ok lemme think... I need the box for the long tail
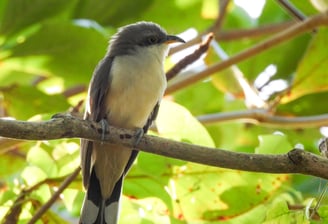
[80,168,123,224]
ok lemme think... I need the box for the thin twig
[27,167,81,224]
[63,85,86,98]
[3,170,80,224]
[168,0,229,56]
[169,21,298,55]
[197,109,328,128]
[166,33,213,81]
[212,0,230,31]
[165,11,328,94]
[214,21,297,41]
[276,0,307,21]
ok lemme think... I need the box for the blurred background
[1,0,328,223]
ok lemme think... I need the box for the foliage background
[1,0,328,223]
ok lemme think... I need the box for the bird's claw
[133,128,144,148]
[100,119,109,143]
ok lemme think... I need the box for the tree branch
[1,114,328,180]
[3,167,81,224]
[276,0,307,21]
[197,109,328,128]
[169,20,297,55]
[166,33,213,81]
[166,11,328,94]
[27,167,81,224]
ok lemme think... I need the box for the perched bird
[80,22,185,224]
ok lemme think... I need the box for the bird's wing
[81,56,114,188]
[143,102,160,134]
[123,102,160,174]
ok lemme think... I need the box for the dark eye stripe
[139,35,163,46]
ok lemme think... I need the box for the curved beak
[165,35,185,44]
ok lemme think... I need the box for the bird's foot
[99,119,109,143]
[133,128,144,148]
[51,112,72,119]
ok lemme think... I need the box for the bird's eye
[148,36,158,44]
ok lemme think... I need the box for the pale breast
[106,46,167,129]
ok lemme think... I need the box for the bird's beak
[165,35,185,44]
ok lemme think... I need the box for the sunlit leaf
[255,133,292,154]
[282,28,328,103]
[3,21,108,87]
[120,197,171,224]
[0,0,327,223]
[156,99,215,147]
[2,85,70,119]
[62,188,84,216]
[26,145,58,177]
[263,197,309,224]
[173,78,224,115]
[0,0,75,36]
[141,0,213,31]
[277,91,328,116]
[73,0,153,27]
[30,184,51,204]
[172,164,291,222]
[309,0,328,12]
[21,166,47,186]
[52,141,80,176]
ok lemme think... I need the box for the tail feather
[80,168,123,224]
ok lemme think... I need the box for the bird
[79,21,185,224]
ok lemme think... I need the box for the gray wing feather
[81,55,114,188]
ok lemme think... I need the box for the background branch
[1,115,328,180]
[27,167,81,224]
[197,109,328,128]
[276,0,307,21]
[166,11,328,94]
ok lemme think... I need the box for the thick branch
[0,115,328,179]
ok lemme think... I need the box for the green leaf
[263,198,309,224]
[255,133,293,154]
[141,0,213,31]
[173,80,224,115]
[258,0,290,24]
[239,34,310,82]
[277,91,328,116]
[3,21,108,86]
[156,100,215,147]
[291,0,328,15]
[2,85,70,119]
[30,184,52,204]
[172,164,291,222]
[73,0,153,27]
[124,170,171,203]
[0,152,26,178]
[282,28,328,103]
[137,153,185,177]
[223,2,255,29]
[120,197,171,224]
[0,0,76,36]
[52,141,80,176]
[318,204,328,221]
[26,145,58,177]
[62,188,84,216]
[21,166,47,186]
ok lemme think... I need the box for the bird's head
[108,22,185,57]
